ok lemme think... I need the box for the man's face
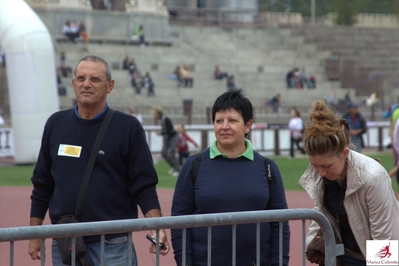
[72,60,114,108]
[348,107,358,116]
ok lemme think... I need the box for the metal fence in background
[0,208,341,266]
[0,121,391,159]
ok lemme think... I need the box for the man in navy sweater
[28,55,169,265]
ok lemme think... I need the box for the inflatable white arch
[0,0,59,164]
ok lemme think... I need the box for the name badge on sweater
[58,144,82,158]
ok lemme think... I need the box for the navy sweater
[171,149,290,266]
[30,108,160,241]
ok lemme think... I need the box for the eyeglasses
[74,76,111,83]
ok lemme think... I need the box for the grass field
[1,152,398,192]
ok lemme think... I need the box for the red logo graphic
[375,242,392,259]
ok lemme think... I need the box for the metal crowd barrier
[0,208,339,266]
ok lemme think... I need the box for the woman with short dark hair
[171,89,290,266]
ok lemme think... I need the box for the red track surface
[0,187,314,266]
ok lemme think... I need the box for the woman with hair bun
[299,100,399,265]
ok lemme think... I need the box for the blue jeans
[338,254,366,265]
[52,236,137,266]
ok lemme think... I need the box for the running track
[0,187,315,266]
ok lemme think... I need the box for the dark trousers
[290,137,306,158]
[162,135,180,172]
[184,78,193,87]
[178,150,190,165]
[139,35,145,45]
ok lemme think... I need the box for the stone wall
[31,6,170,41]
[323,12,399,28]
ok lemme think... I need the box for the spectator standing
[288,107,306,159]
[152,106,181,176]
[176,123,199,165]
[342,102,367,153]
[171,89,290,266]
[28,55,170,265]
[300,100,399,265]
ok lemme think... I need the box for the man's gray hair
[74,55,112,81]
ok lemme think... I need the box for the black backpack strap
[264,157,273,187]
[191,153,202,184]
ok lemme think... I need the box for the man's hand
[149,229,170,255]
[144,209,170,255]
[28,239,42,260]
[28,217,44,260]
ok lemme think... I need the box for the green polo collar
[210,139,254,161]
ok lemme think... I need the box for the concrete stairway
[54,24,372,124]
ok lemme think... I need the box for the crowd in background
[61,20,89,44]
[286,67,316,89]
[122,55,155,96]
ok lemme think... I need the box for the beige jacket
[299,150,399,258]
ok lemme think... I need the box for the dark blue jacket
[171,149,290,266]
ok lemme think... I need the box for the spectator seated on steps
[265,93,282,113]
[61,20,79,43]
[180,65,193,88]
[58,51,72,77]
[214,65,229,80]
[169,66,184,87]
[132,25,146,47]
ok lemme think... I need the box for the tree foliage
[334,0,359,25]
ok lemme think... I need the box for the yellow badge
[58,144,82,158]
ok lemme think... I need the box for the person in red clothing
[176,123,199,165]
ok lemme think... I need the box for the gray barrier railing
[0,122,390,159]
[0,208,340,266]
